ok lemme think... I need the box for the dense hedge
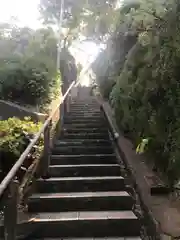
[0,62,60,107]
[94,0,180,185]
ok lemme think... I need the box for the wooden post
[4,180,19,240]
[41,120,51,178]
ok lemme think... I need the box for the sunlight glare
[0,0,41,29]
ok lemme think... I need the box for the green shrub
[0,117,43,177]
[99,77,116,100]
[0,63,59,107]
[96,0,180,185]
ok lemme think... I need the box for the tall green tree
[39,0,117,42]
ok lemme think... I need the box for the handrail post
[60,102,64,126]
[66,93,71,113]
[4,179,19,240]
[41,120,52,178]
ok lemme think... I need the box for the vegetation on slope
[0,25,60,109]
[93,0,180,186]
[0,117,42,179]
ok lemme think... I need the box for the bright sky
[0,0,41,28]
[0,0,103,73]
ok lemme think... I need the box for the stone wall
[0,100,47,122]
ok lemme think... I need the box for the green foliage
[0,24,60,108]
[0,117,43,176]
[0,63,58,106]
[94,0,180,185]
[0,117,42,156]
[39,0,117,42]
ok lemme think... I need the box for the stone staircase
[26,96,141,239]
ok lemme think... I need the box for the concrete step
[27,211,140,238]
[51,146,114,155]
[67,111,102,116]
[48,164,120,177]
[33,238,141,240]
[64,123,106,128]
[50,154,117,165]
[70,102,98,105]
[64,117,103,124]
[67,115,102,119]
[70,107,100,112]
[68,112,101,115]
[55,139,112,147]
[69,113,101,117]
[62,128,108,134]
[35,176,126,193]
[62,133,110,139]
[70,109,101,112]
[28,191,134,212]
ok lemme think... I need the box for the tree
[39,0,117,42]
[0,23,59,108]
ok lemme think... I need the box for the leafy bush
[99,77,116,99]
[95,0,180,186]
[0,117,42,177]
[0,63,60,107]
[0,25,60,108]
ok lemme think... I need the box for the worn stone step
[70,108,100,111]
[69,112,101,116]
[50,154,117,165]
[48,164,120,177]
[67,111,102,116]
[70,102,99,105]
[67,115,102,120]
[68,112,101,116]
[34,238,141,240]
[71,102,98,105]
[70,107,99,111]
[62,128,108,134]
[51,146,113,155]
[35,176,126,193]
[28,191,134,212]
[64,122,106,128]
[27,211,140,238]
[55,139,112,147]
[64,117,103,123]
[62,133,110,139]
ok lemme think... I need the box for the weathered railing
[0,80,77,240]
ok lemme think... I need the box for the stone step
[62,128,108,134]
[64,123,106,128]
[51,146,114,155]
[67,115,102,119]
[71,101,98,104]
[70,107,99,111]
[28,191,134,212]
[48,164,120,177]
[28,211,140,238]
[68,112,101,115]
[62,133,110,139]
[55,139,112,147]
[35,176,126,193]
[34,238,141,240]
[50,154,117,165]
[67,112,102,116]
[64,117,103,123]
[69,112,101,116]
[71,102,98,105]
[70,107,100,111]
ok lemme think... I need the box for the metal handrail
[0,80,76,199]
